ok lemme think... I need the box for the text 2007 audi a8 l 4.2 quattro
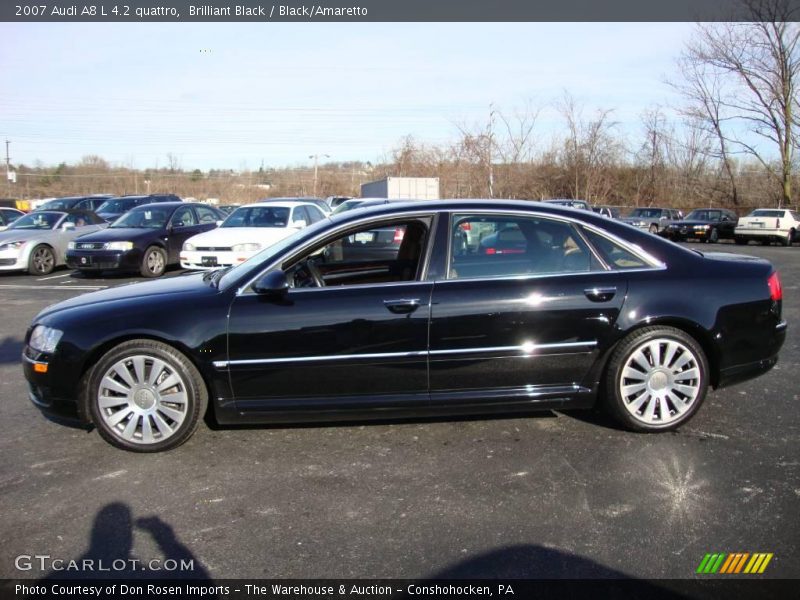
[22,200,786,452]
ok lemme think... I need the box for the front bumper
[22,352,83,422]
[65,248,142,271]
[0,248,26,271]
[180,249,255,270]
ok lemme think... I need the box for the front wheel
[709,228,719,243]
[648,224,658,235]
[140,246,167,278]
[604,327,709,432]
[28,245,55,275]
[85,340,208,452]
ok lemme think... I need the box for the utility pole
[5,140,11,195]
[308,153,330,197]
[487,104,496,199]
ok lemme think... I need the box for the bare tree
[680,0,800,206]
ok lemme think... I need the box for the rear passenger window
[448,214,600,280]
[582,228,649,270]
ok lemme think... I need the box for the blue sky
[0,23,696,170]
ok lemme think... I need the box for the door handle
[383,298,421,314]
[584,287,617,302]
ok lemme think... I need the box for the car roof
[239,201,318,209]
[129,201,186,210]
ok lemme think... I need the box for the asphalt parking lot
[0,244,798,581]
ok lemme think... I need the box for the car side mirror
[62,222,76,230]
[252,270,289,297]
[290,220,307,229]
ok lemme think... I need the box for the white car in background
[180,201,327,270]
[735,208,800,246]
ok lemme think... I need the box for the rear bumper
[717,320,786,388]
[65,249,142,271]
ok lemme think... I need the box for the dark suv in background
[35,195,114,213]
[95,194,181,222]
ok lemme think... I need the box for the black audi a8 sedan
[23,200,786,452]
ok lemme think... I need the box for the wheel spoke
[643,394,657,422]
[631,349,651,371]
[112,364,136,389]
[672,383,698,397]
[148,358,167,385]
[671,352,693,372]
[674,367,700,382]
[156,373,180,393]
[98,395,128,409]
[152,412,173,436]
[100,376,131,396]
[622,382,647,397]
[141,416,154,444]
[663,341,679,368]
[157,404,184,423]
[162,390,188,405]
[666,391,687,414]
[121,414,139,440]
[622,366,647,382]
[628,391,650,413]
[648,341,662,368]
[107,407,134,427]
[131,356,146,384]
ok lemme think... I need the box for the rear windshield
[749,209,785,218]
[222,206,290,228]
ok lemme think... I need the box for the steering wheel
[305,258,325,288]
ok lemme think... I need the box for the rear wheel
[28,245,55,275]
[85,340,207,452]
[140,246,167,278]
[785,229,796,246]
[604,326,709,432]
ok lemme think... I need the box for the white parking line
[36,273,71,281]
[0,284,107,290]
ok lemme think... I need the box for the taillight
[485,247,496,255]
[768,272,782,301]
[393,228,405,243]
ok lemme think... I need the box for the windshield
[218,217,332,290]
[97,198,137,213]
[110,206,171,229]
[332,200,366,215]
[221,206,290,228]
[38,199,76,211]
[685,210,721,221]
[628,208,663,219]
[9,212,62,230]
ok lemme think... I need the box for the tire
[85,340,208,452]
[28,244,55,275]
[604,326,709,432]
[735,237,747,245]
[648,224,658,235]
[709,228,719,243]
[785,229,796,247]
[140,246,167,278]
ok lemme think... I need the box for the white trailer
[360,177,440,200]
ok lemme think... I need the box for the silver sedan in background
[0,210,108,275]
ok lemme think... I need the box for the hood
[35,272,211,321]
[186,226,293,248]
[74,227,164,243]
[0,228,55,243]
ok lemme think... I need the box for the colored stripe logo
[696,553,773,574]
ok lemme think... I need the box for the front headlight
[231,243,262,252]
[29,325,63,353]
[183,242,195,251]
[67,241,76,250]
[0,240,26,251]
[104,241,134,251]
[694,225,710,230]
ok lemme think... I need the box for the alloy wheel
[96,355,189,445]
[618,338,702,426]
[31,246,54,274]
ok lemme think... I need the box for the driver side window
[284,218,430,289]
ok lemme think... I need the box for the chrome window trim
[236,210,437,296]
[443,209,665,283]
[213,340,597,368]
